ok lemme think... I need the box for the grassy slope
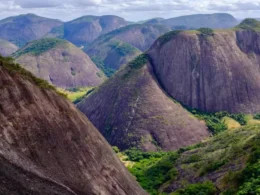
[57,87,94,103]
[121,124,260,195]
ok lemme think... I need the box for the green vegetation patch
[14,38,67,57]
[236,18,260,32]
[158,30,182,45]
[129,54,149,69]
[198,28,214,36]
[172,181,217,195]
[125,149,179,195]
[58,87,94,103]
[91,56,116,77]
[253,113,260,120]
[123,124,260,195]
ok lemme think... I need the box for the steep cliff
[77,55,209,151]
[0,56,147,195]
[14,38,105,88]
[147,19,260,114]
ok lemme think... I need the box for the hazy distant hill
[48,15,129,46]
[161,13,238,29]
[0,14,63,47]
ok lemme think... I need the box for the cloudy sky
[0,0,259,21]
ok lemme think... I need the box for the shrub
[158,30,182,45]
[124,148,168,162]
[112,146,120,153]
[198,28,214,36]
[253,113,260,120]
[128,54,149,69]
[173,181,217,195]
[229,114,247,125]
[200,160,228,175]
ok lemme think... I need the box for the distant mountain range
[47,15,129,46]
[0,12,244,77]
[0,14,62,47]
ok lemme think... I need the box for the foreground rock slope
[78,55,209,151]
[0,56,147,195]
[14,38,105,88]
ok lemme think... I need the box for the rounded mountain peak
[14,38,105,88]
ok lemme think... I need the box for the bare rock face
[77,55,209,151]
[0,140,76,195]
[0,39,18,56]
[0,14,63,47]
[14,38,105,88]
[0,59,147,195]
[147,28,260,114]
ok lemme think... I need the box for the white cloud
[0,0,259,21]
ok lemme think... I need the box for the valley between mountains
[0,12,260,195]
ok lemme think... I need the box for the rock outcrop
[14,38,105,88]
[78,55,209,151]
[0,56,147,195]
[0,39,18,56]
[0,14,63,47]
[147,19,260,113]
